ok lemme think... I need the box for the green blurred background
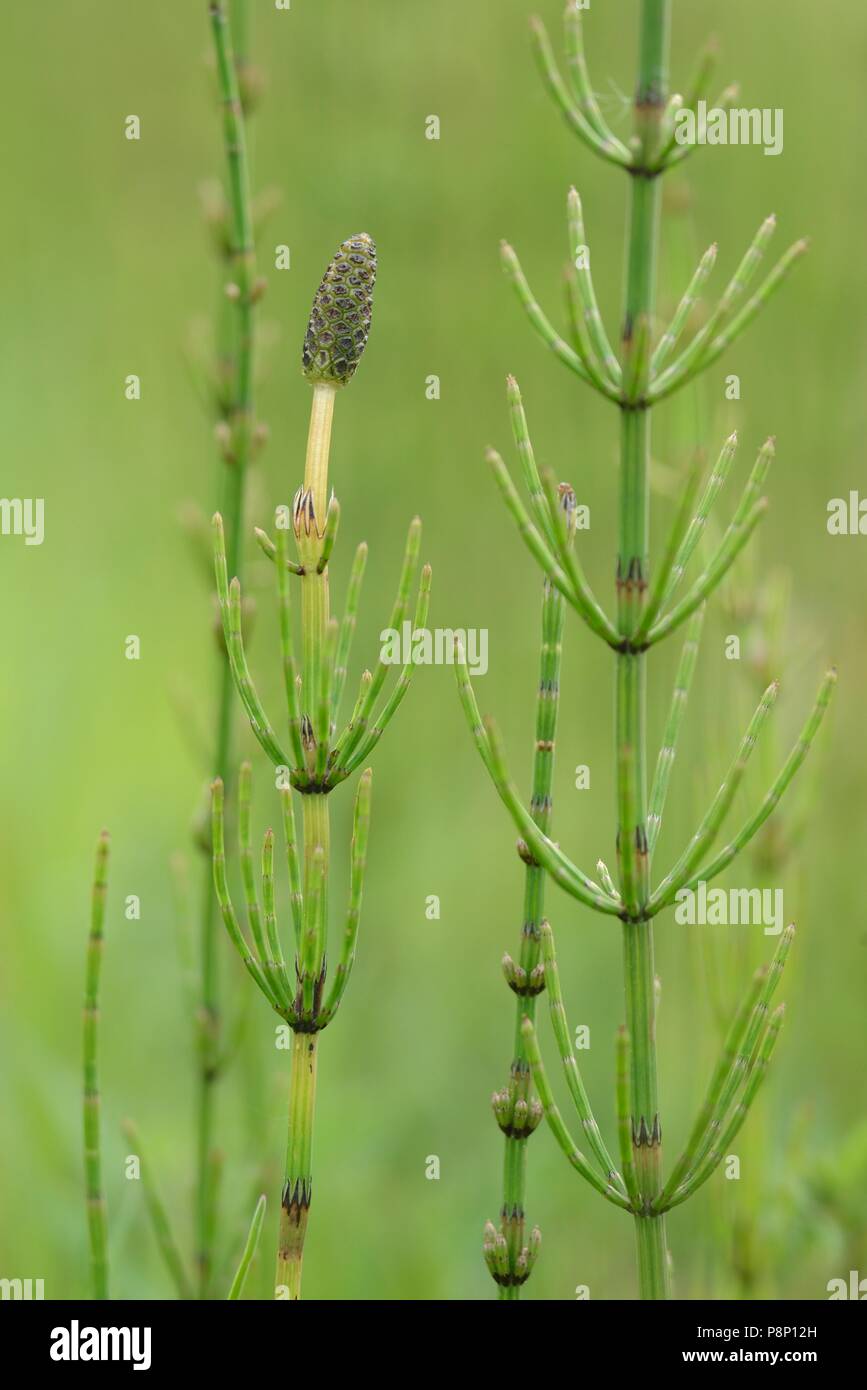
[1,0,865,1300]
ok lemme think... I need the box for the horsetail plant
[212,235,431,1299]
[83,831,110,1300]
[472,390,578,1298]
[116,0,268,1300]
[457,1,835,1299]
[195,0,265,1297]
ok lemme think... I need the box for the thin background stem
[83,831,110,1300]
[198,0,259,1298]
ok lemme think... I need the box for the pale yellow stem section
[304,382,338,528]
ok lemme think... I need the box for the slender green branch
[83,830,110,1301]
[331,517,422,769]
[523,1020,632,1210]
[318,769,372,1026]
[646,606,704,857]
[530,15,631,168]
[213,515,292,767]
[541,923,625,1191]
[332,542,368,721]
[563,1,630,158]
[262,827,293,1011]
[227,1194,266,1299]
[687,239,810,382]
[487,448,577,603]
[122,1120,195,1300]
[539,465,619,645]
[279,786,304,948]
[597,858,620,902]
[647,497,768,646]
[664,1005,785,1211]
[657,929,792,1212]
[211,778,286,1012]
[275,520,306,767]
[633,449,704,641]
[650,231,808,403]
[340,566,432,772]
[653,35,720,169]
[453,643,619,918]
[651,212,776,390]
[482,711,621,916]
[239,762,290,1008]
[254,526,304,574]
[566,188,623,388]
[680,669,837,895]
[651,242,716,377]
[661,431,738,605]
[492,390,619,643]
[501,240,601,389]
[507,375,557,546]
[317,495,340,574]
[649,680,779,913]
[661,81,739,174]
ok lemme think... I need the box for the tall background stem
[617,0,670,1300]
[197,0,258,1297]
[83,832,110,1300]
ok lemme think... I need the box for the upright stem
[274,384,337,1299]
[83,832,110,1300]
[499,862,542,1304]
[498,571,564,1299]
[276,1031,319,1298]
[197,0,258,1298]
[617,0,671,1300]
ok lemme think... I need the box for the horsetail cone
[302,234,377,387]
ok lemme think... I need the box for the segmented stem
[493,565,566,1298]
[200,0,260,1296]
[274,373,335,1299]
[276,1032,318,1299]
[616,0,671,1299]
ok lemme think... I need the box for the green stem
[84,831,110,1300]
[273,377,336,1298]
[500,1132,528,1301]
[197,0,259,1299]
[616,0,670,1301]
[493,512,571,1298]
[498,828,545,1302]
[276,1031,319,1299]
